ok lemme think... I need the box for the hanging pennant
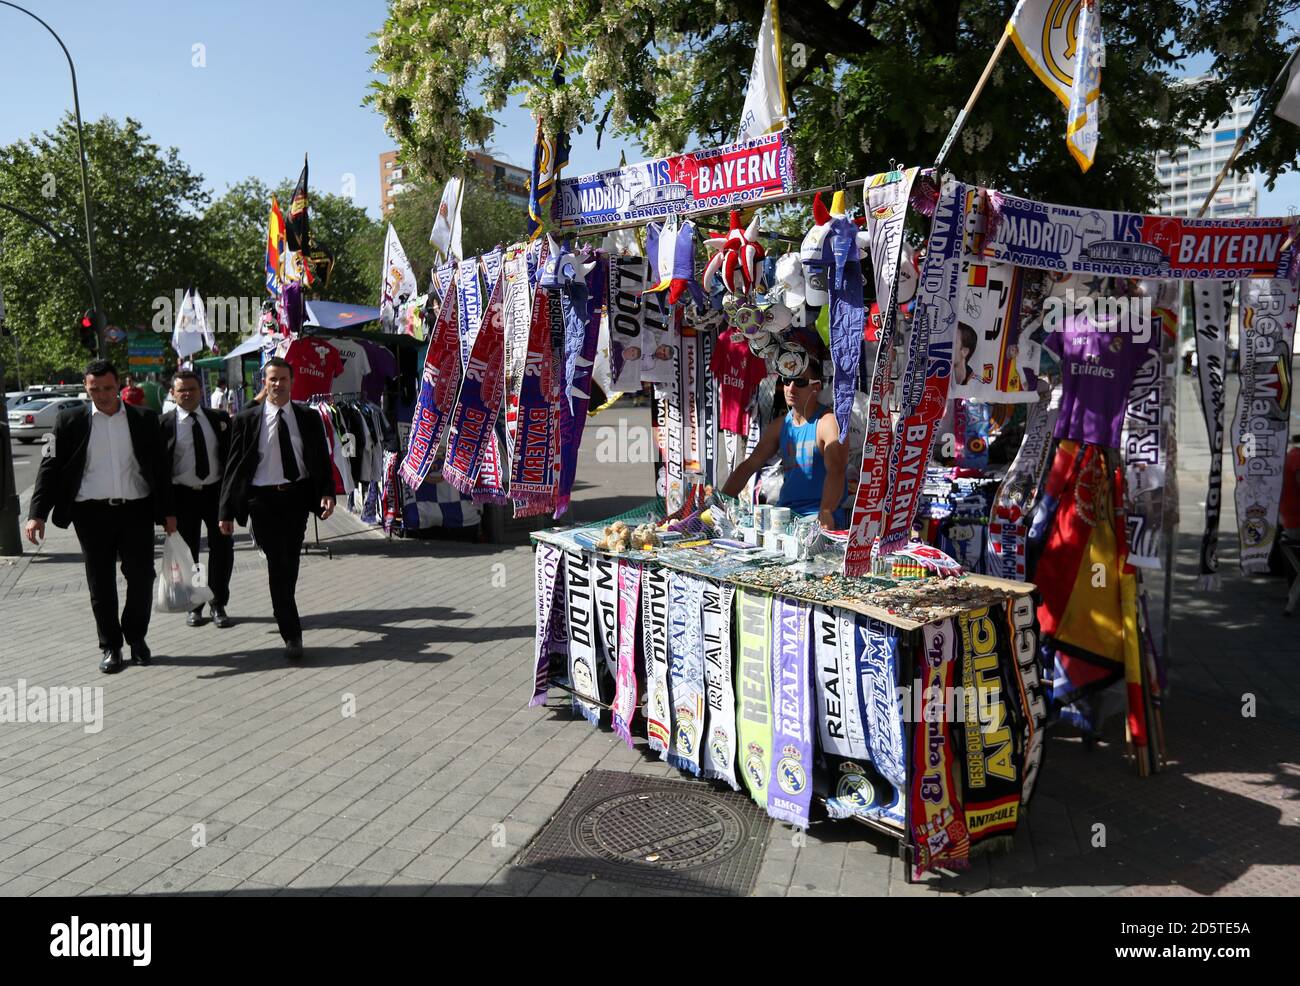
[1193,280,1233,589]
[399,270,461,488]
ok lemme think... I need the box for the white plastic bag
[155,533,214,613]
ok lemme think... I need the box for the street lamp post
[0,1,104,352]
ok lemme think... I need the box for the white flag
[172,287,212,359]
[429,176,464,265]
[1275,47,1300,126]
[1008,0,1104,172]
[379,224,419,334]
[737,0,787,143]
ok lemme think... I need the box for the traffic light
[78,311,97,352]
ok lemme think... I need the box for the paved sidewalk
[0,402,1295,896]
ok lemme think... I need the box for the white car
[8,396,90,443]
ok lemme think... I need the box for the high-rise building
[379,150,408,214]
[1154,86,1258,219]
[378,148,530,215]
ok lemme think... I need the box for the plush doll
[703,210,766,297]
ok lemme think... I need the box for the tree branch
[733,0,878,55]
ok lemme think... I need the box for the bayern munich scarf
[845,167,918,574]
[769,596,813,828]
[736,587,774,809]
[511,284,560,516]
[1233,277,1299,574]
[607,256,646,393]
[612,561,641,748]
[1193,280,1233,588]
[641,563,672,758]
[957,605,1023,846]
[668,573,707,777]
[456,257,483,366]
[986,382,1061,580]
[557,255,606,518]
[1007,594,1047,805]
[443,268,506,495]
[912,619,970,876]
[592,554,620,679]
[564,548,602,725]
[702,581,739,789]
[531,543,566,707]
[400,270,461,488]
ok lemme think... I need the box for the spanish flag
[265,196,286,296]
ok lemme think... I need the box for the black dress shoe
[129,641,152,666]
[99,649,124,674]
[284,638,304,660]
[212,606,232,629]
[186,608,204,627]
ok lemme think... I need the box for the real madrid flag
[737,0,788,143]
[429,175,464,265]
[172,286,213,359]
[1008,0,1104,171]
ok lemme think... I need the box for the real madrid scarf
[856,616,906,824]
[557,256,606,518]
[698,323,719,488]
[987,382,1061,581]
[456,257,483,367]
[641,287,674,384]
[813,605,868,759]
[845,167,918,574]
[641,563,673,757]
[564,548,602,725]
[1193,280,1233,588]
[400,269,462,489]
[769,596,813,829]
[682,320,701,478]
[828,210,867,443]
[667,573,707,777]
[592,554,620,679]
[511,284,560,516]
[736,587,774,809]
[502,250,532,459]
[957,606,1023,846]
[662,318,687,514]
[607,256,646,392]
[531,543,566,707]
[612,561,641,748]
[1007,594,1047,804]
[1233,278,1298,574]
[443,267,507,496]
[702,581,739,790]
[879,179,971,555]
[912,619,970,876]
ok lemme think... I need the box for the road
[7,433,41,496]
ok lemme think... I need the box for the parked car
[7,396,89,443]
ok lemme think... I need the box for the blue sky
[0,0,1296,218]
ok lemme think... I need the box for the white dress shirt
[172,407,221,488]
[253,399,307,486]
[210,387,227,411]
[76,403,150,502]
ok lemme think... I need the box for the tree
[368,1,1300,213]
[0,115,210,380]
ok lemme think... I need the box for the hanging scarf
[949,261,1040,403]
[957,605,1023,846]
[1193,280,1232,588]
[986,382,1061,580]
[879,180,972,555]
[954,400,992,471]
[912,619,970,876]
[667,573,707,776]
[612,561,641,748]
[640,289,674,384]
[768,596,813,828]
[380,450,400,534]
[1007,594,1047,805]
[400,270,461,488]
[698,323,718,488]
[563,548,602,725]
[860,616,906,817]
[556,254,607,518]
[1233,277,1299,574]
[682,321,701,477]
[812,605,867,759]
[829,211,867,443]
[592,555,620,679]
[607,256,646,392]
[502,250,532,459]
[845,167,918,574]
[433,261,456,304]
[531,543,566,707]
[443,268,507,495]
[736,586,774,809]
[641,563,673,758]
[663,318,686,514]
[510,285,560,516]
[456,257,483,366]
[481,246,503,300]
[702,581,739,789]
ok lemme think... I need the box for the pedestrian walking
[163,369,234,628]
[219,357,335,659]
[120,375,145,407]
[25,359,176,673]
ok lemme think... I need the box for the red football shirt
[284,338,344,400]
[1280,446,1300,532]
[709,334,769,435]
[120,385,145,406]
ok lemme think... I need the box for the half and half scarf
[641,563,673,757]
[443,268,507,496]
[1193,280,1233,589]
[736,587,774,809]
[556,254,606,518]
[911,618,970,876]
[702,581,739,789]
[612,561,641,748]
[592,554,620,679]
[531,543,566,707]
[640,288,674,384]
[502,249,532,459]
[854,616,906,824]
[563,548,602,725]
[986,382,1060,581]
[400,270,461,488]
[769,596,813,828]
[607,256,646,392]
[456,257,483,366]
[667,572,707,776]
[511,284,560,516]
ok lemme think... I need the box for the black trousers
[248,484,311,641]
[71,498,156,651]
[174,483,233,609]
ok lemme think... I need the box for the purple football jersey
[1046,313,1154,449]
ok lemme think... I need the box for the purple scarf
[769,596,813,828]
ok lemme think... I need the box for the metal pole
[0,1,104,353]
[0,348,20,554]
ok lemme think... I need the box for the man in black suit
[219,357,335,659]
[162,369,234,628]
[25,359,176,673]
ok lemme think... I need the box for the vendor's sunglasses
[781,376,811,387]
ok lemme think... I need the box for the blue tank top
[777,405,845,524]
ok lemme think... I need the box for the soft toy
[703,210,765,297]
[644,217,705,309]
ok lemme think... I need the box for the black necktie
[191,415,210,481]
[277,408,301,482]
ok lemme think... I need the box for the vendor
[720,355,848,529]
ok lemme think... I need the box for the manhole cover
[515,770,771,895]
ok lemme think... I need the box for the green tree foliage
[368,0,1300,210]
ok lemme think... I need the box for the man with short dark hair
[120,374,145,407]
[219,357,335,659]
[163,369,234,628]
[26,360,176,673]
